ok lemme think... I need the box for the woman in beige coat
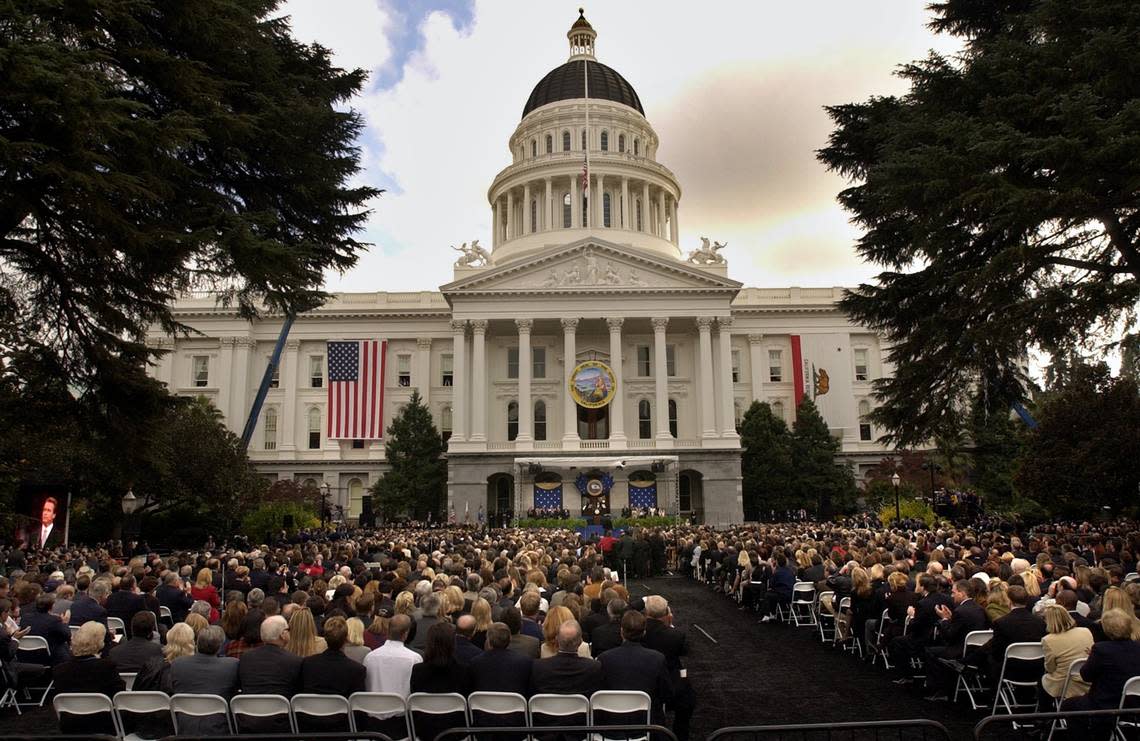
[1040,604,1093,707]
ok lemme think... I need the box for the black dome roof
[522,60,644,119]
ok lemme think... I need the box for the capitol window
[534,400,547,441]
[600,130,608,151]
[734,400,744,433]
[618,134,625,153]
[859,400,873,441]
[530,199,537,233]
[397,354,411,386]
[507,401,519,441]
[263,407,277,450]
[562,130,571,151]
[546,134,553,153]
[770,400,784,422]
[563,193,572,228]
[307,407,321,449]
[603,193,611,227]
[192,355,209,387]
[531,139,536,157]
[637,345,651,376]
[440,405,452,442]
[854,348,869,381]
[507,347,519,379]
[634,138,640,156]
[581,129,586,150]
[441,354,453,386]
[309,355,324,388]
[669,399,678,438]
[268,357,279,388]
[533,347,546,378]
[768,349,782,382]
[666,345,676,376]
[732,349,741,383]
[636,200,643,231]
[638,400,652,439]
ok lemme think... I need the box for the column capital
[220,336,237,347]
[416,337,433,349]
[606,317,625,332]
[285,339,301,351]
[560,317,579,332]
[717,316,734,331]
[450,319,467,334]
[515,318,533,334]
[470,319,488,334]
[651,317,669,332]
[748,333,764,345]
[696,316,715,330]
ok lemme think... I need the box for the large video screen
[15,484,69,549]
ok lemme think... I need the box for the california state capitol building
[147,12,894,527]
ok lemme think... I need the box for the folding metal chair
[53,692,120,737]
[835,597,862,656]
[16,636,54,706]
[106,617,126,639]
[872,609,893,669]
[170,693,233,735]
[158,606,173,626]
[791,582,817,627]
[113,690,173,741]
[1046,659,1086,741]
[407,692,469,741]
[816,591,835,642]
[291,693,352,733]
[1115,675,1140,739]
[992,642,1045,716]
[530,693,590,733]
[949,629,993,709]
[590,690,651,741]
[468,691,529,738]
[230,693,296,734]
[349,691,410,739]
[120,672,137,691]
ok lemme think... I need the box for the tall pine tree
[739,402,795,520]
[371,391,446,521]
[791,399,856,519]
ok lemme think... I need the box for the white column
[523,182,532,235]
[641,182,650,233]
[652,317,671,441]
[492,199,499,247]
[607,317,626,443]
[562,317,579,442]
[416,337,432,407]
[516,319,533,443]
[749,333,765,403]
[571,174,580,229]
[218,336,235,425]
[718,317,738,437]
[697,317,717,438]
[450,321,467,443]
[545,177,553,232]
[597,173,606,227]
[671,198,680,246]
[505,191,514,241]
[621,177,630,230]
[280,339,300,451]
[470,319,487,443]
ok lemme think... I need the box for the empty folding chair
[468,691,528,740]
[16,636,54,706]
[350,691,410,740]
[529,693,590,737]
[106,617,126,640]
[230,693,296,734]
[872,609,893,669]
[791,582,817,627]
[1116,676,1140,738]
[158,606,173,626]
[0,664,19,716]
[407,692,469,741]
[292,693,352,734]
[113,690,174,741]
[170,693,233,736]
[53,692,119,737]
[947,629,993,709]
[992,642,1046,716]
[590,690,651,741]
[836,597,862,656]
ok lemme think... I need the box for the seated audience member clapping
[20,592,72,664]
[300,615,366,696]
[51,621,124,697]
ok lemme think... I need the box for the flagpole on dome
[569,8,595,229]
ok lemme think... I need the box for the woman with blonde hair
[184,611,209,637]
[286,607,327,657]
[1093,587,1140,641]
[442,585,465,620]
[344,617,372,662]
[470,597,492,649]
[190,568,220,622]
[541,605,590,658]
[164,623,197,662]
[52,622,125,697]
[1040,604,1093,706]
[986,581,1012,623]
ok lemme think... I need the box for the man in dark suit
[69,579,110,629]
[529,620,604,696]
[300,616,366,697]
[19,592,71,664]
[983,585,1046,682]
[238,614,303,697]
[170,626,239,736]
[581,591,614,642]
[503,606,540,659]
[104,574,146,638]
[156,572,193,624]
[889,574,947,680]
[408,593,443,653]
[590,598,626,657]
[33,496,64,549]
[471,622,532,695]
[924,579,989,700]
[519,592,544,640]
[109,611,163,672]
[454,614,483,665]
[644,595,694,741]
[597,610,672,726]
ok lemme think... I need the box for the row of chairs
[51,689,653,741]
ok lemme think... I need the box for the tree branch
[1044,256,1132,274]
[1100,211,1140,277]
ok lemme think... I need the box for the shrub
[878,498,936,527]
[241,501,319,541]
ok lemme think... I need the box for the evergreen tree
[967,391,1022,510]
[739,402,795,520]
[791,399,857,519]
[371,391,446,520]
[1015,363,1140,517]
[817,0,1140,446]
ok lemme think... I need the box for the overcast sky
[277,1,962,293]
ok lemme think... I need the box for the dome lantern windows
[618,134,625,153]
[600,130,608,151]
[562,131,571,151]
[546,134,553,154]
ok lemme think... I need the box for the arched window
[534,400,547,441]
[530,199,537,233]
[636,200,643,231]
[562,130,571,151]
[603,192,611,227]
[440,404,453,443]
[638,400,652,439]
[618,134,625,153]
[348,478,364,518]
[600,130,608,151]
[530,139,536,158]
[546,134,553,153]
[634,138,640,156]
[668,399,678,438]
[563,193,572,228]
[771,401,784,422]
[307,407,321,449]
[507,401,519,441]
[858,400,872,441]
[264,407,278,450]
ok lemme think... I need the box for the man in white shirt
[35,497,62,549]
[361,614,421,735]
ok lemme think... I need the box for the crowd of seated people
[688,517,1140,717]
[0,524,696,740]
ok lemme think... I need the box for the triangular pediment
[440,238,742,298]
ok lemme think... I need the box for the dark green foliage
[818,0,1140,446]
[1015,363,1140,517]
[967,391,1023,508]
[739,401,795,519]
[371,391,446,520]
[790,400,858,519]
[1,0,379,399]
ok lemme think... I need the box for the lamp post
[891,473,901,525]
[121,488,142,539]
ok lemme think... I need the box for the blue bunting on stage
[534,485,563,510]
[628,484,657,509]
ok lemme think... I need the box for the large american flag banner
[628,483,658,509]
[534,484,563,510]
[327,340,386,439]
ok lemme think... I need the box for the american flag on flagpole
[327,339,386,439]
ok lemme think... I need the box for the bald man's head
[556,619,583,653]
[456,613,476,638]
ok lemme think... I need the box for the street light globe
[121,489,140,515]
[891,473,901,487]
